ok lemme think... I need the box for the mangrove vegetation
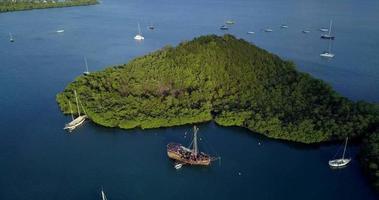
[56,34,379,144]
[0,0,98,13]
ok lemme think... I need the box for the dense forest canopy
[56,34,379,144]
[0,0,98,12]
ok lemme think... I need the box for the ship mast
[74,90,81,116]
[342,137,348,159]
[68,101,74,120]
[193,126,199,156]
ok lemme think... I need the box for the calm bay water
[0,0,378,199]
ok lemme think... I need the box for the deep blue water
[0,0,378,199]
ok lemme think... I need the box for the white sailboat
[64,90,87,132]
[329,137,351,168]
[134,23,144,40]
[321,20,335,40]
[9,32,14,42]
[83,57,90,75]
[320,38,334,58]
[101,188,108,200]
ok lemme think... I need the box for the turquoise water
[0,0,378,199]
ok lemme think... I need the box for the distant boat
[321,20,335,40]
[281,25,288,28]
[148,24,155,30]
[9,32,14,42]
[83,57,90,75]
[225,20,235,25]
[167,126,218,166]
[320,28,329,32]
[101,188,108,200]
[174,163,183,169]
[220,25,228,30]
[56,29,64,33]
[302,30,311,34]
[247,31,255,34]
[264,28,273,32]
[320,38,334,58]
[64,90,87,132]
[134,23,144,40]
[329,137,351,168]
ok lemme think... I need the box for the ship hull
[167,151,211,166]
[64,115,87,132]
[167,143,211,166]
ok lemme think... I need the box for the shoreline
[0,0,99,13]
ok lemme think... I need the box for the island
[56,34,379,189]
[0,0,98,13]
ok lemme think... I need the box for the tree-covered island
[57,34,379,189]
[0,0,98,13]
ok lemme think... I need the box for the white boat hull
[134,34,144,40]
[329,158,351,168]
[64,115,87,132]
[320,53,334,58]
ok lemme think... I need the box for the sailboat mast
[342,137,348,159]
[84,57,89,73]
[138,23,141,35]
[193,126,199,156]
[329,20,333,35]
[74,90,81,116]
[69,101,74,120]
[328,39,332,53]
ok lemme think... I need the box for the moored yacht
[167,126,219,166]
[9,32,14,42]
[329,137,351,168]
[83,57,90,75]
[64,90,87,132]
[220,25,228,30]
[320,38,335,58]
[134,23,144,40]
[321,20,335,40]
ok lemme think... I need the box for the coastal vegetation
[0,0,98,13]
[57,34,379,190]
[56,34,379,144]
[361,128,379,191]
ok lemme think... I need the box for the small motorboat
[220,25,229,30]
[281,25,288,28]
[148,25,155,30]
[174,163,183,169]
[264,28,273,32]
[320,52,335,58]
[247,31,255,34]
[225,20,235,25]
[302,30,311,34]
[320,28,329,32]
[56,29,65,33]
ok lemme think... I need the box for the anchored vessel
[320,37,334,58]
[64,90,87,132]
[329,137,351,168]
[134,23,144,40]
[220,25,229,30]
[167,126,217,166]
[83,57,90,75]
[9,32,14,42]
[225,20,235,25]
[321,20,335,40]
